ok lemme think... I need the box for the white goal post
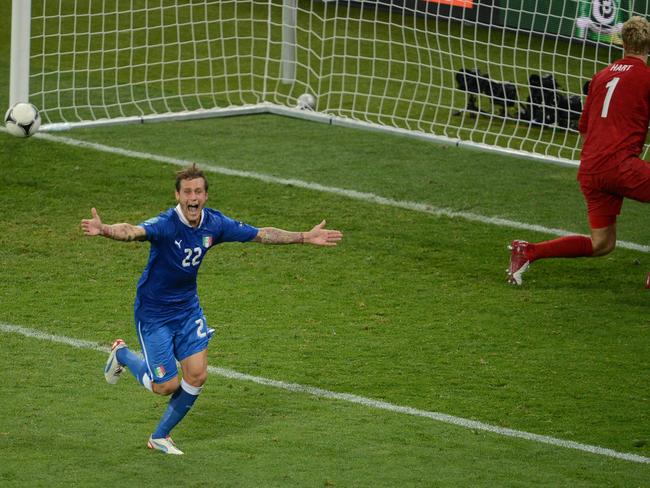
[9,0,647,164]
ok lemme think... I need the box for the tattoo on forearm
[102,223,140,242]
[121,225,138,242]
[257,228,303,245]
[101,224,114,238]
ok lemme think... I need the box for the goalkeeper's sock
[116,347,153,392]
[529,235,593,261]
[151,379,202,439]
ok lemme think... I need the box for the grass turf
[1,2,649,486]
[0,120,649,486]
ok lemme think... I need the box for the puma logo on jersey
[175,239,182,249]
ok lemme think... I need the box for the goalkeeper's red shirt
[578,55,650,175]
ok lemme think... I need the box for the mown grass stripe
[1,321,648,465]
[32,131,650,253]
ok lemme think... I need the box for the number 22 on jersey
[182,247,202,267]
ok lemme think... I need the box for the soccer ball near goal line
[296,93,316,111]
[4,102,41,138]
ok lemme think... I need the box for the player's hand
[304,220,343,246]
[81,207,103,236]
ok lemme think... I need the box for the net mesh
[27,0,645,161]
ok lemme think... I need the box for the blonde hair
[622,16,650,55]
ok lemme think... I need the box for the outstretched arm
[81,207,146,242]
[253,220,342,247]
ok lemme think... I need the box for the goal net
[12,0,645,163]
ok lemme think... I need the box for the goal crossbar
[10,0,643,165]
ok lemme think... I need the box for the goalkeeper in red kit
[508,16,650,286]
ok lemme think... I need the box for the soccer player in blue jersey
[81,163,343,455]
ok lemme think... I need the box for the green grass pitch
[1,3,649,487]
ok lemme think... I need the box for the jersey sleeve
[138,210,173,242]
[578,75,595,135]
[215,213,259,243]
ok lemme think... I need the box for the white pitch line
[1,322,648,465]
[33,131,650,253]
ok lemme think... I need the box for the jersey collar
[174,204,204,228]
[621,55,646,66]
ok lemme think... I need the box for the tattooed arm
[81,207,147,242]
[253,220,343,247]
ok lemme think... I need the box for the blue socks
[115,347,202,438]
[152,379,202,439]
[115,347,152,391]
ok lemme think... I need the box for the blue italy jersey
[135,205,258,318]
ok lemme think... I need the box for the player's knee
[152,377,180,396]
[592,243,615,256]
[592,237,616,256]
[185,369,208,387]
[590,226,617,257]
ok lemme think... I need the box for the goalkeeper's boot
[104,339,126,385]
[148,436,184,455]
[507,240,532,285]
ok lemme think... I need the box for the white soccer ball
[4,102,41,138]
[296,93,316,110]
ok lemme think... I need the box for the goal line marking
[34,131,650,253]
[1,322,648,465]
